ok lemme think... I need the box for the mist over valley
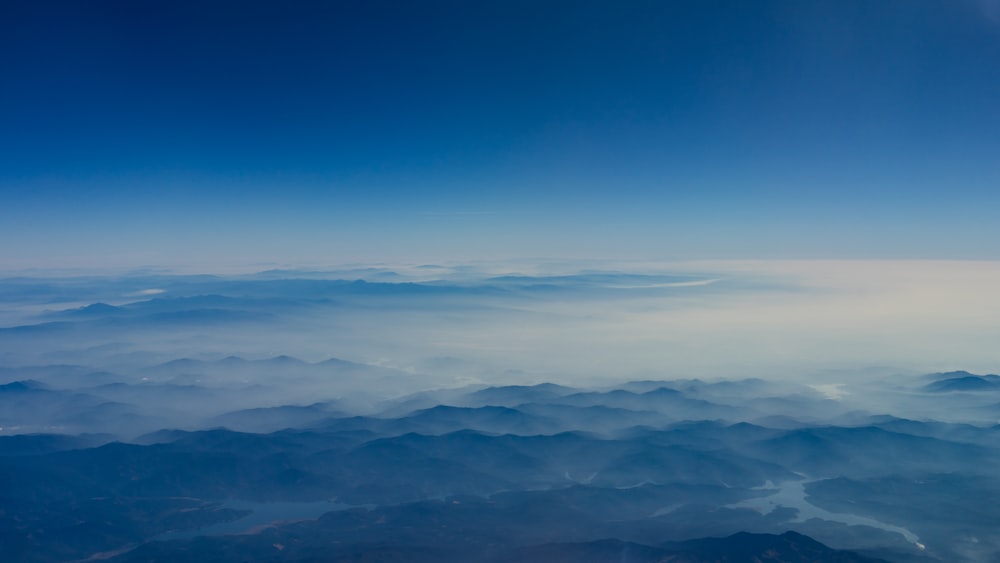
[2,264,999,562]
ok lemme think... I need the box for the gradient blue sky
[2,0,1000,270]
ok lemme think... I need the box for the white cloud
[130,288,166,296]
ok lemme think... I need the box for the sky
[2,0,1000,270]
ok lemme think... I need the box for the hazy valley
[2,267,998,562]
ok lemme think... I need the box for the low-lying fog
[1,259,998,434]
[3,260,999,381]
[3,260,1000,563]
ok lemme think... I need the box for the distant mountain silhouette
[924,373,1000,392]
[0,379,47,392]
[67,302,124,317]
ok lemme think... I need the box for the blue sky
[2,0,1000,270]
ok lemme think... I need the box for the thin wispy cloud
[129,288,166,296]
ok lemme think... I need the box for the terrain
[1,268,998,562]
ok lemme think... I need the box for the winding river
[725,479,924,549]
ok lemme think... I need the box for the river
[725,478,925,550]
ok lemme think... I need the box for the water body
[156,500,355,541]
[726,479,924,549]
